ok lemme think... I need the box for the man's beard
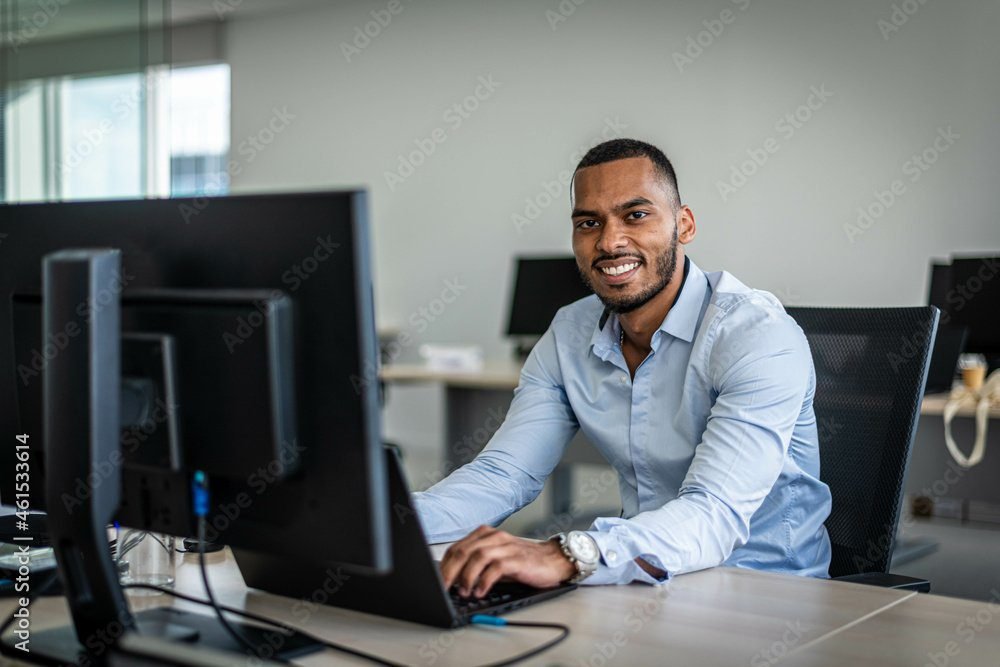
[579,226,679,315]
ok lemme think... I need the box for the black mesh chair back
[785,307,939,578]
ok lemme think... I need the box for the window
[168,64,230,196]
[1,63,230,203]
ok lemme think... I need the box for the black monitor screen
[506,257,592,337]
[946,257,1000,355]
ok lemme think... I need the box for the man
[412,138,832,598]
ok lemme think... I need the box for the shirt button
[607,550,618,562]
[620,375,628,385]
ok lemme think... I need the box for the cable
[3,469,570,666]
[192,471,291,663]
[123,583,571,667]
[123,582,407,667]
[468,615,571,667]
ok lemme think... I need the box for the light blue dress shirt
[413,258,832,585]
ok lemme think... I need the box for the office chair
[786,306,940,592]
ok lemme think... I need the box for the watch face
[568,532,600,563]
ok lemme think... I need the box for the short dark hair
[574,138,681,210]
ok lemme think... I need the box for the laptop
[924,325,968,394]
[235,448,576,628]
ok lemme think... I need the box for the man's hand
[440,526,576,597]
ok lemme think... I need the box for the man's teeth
[601,262,639,276]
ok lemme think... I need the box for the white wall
[223,0,1000,360]
[220,0,1000,486]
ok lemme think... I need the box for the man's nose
[596,221,629,255]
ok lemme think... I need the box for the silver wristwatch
[553,531,600,583]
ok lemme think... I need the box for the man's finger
[474,560,509,597]
[440,529,509,588]
[455,543,512,596]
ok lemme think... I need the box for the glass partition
[0,0,229,202]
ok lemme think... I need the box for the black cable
[471,619,571,667]
[123,582,407,667]
[123,582,571,667]
[195,514,290,663]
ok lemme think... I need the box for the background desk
[5,549,1000,666]
[381,361,605,524]
[380,363,1000,523]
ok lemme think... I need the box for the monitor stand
[0,250,322,665]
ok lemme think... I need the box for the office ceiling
[2,0,329,45]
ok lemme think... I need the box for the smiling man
[412,138,832,597]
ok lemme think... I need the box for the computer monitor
[926,256,1000,368]
[947,257,1000,357]
[0,192,389,661]
[506,256,591,355]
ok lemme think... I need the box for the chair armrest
[834,572,930,592]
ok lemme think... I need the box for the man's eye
[627,211,648,220]
[576,220,600,229]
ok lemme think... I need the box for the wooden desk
[6,550,1000,665]
[380,362,521,391]
[922,390,1000,419]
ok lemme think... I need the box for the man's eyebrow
[571,197,656,219]
[615,197,655,213]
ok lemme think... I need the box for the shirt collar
[590,256,705,356]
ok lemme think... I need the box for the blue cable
[192,470,209,518]
[470,614,508,626]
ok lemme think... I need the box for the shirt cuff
[584,530,670,586]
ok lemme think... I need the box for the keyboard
[448,581,560,617]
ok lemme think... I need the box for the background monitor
[946,257,1000,357]
[926,256,1000,370]
[0,191,390,573]
[506,256,592,340]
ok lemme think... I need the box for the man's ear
[677,205,697,244]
